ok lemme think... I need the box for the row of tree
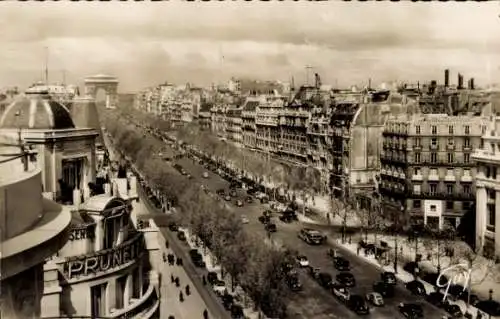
[104,114,292,318]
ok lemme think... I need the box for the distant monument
[84,74,119,109]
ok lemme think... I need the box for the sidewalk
[294,194,362,227]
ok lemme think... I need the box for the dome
[0,90,75,130]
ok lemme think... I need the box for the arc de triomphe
[84,74,119,109]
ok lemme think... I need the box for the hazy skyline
[1,2,499,92]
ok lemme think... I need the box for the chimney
[444,69,450,87]
[469,78,475,90]
[458,73,464,89]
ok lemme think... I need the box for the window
[447,184,454,195]
[463,169,470,176]
[431,138,438,146]
[430,205,437,212]
[447,169,454,176]
[448,137,454,145]
[446,201,454,210]
[494,167,498,179]
[91,283,107,318]
[464,137,470,147]
[432,125,437,134]
[430,168,438,176]
[416,125,421,134]
[447,153,454,163]
[491,143,496,154]
[449,126,454,134]
[414,168,421,175]
[430,184,437,194]
[488,189,496,200]
[487,203,496,231]
[413,184,421,194]
[486,167,491,178]
[414,137,421,147]
[414,153,421,163]
[116,275,127,309]
[431,152,437,163]
[464,153,470,163]
[463,184,471,194]
[465,125,470,135]
[413,200,421,209]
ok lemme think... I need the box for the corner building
[473,117,500,258]
[0,88,159,318]
[381,114,488,229]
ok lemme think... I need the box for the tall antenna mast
[44,46,49,85]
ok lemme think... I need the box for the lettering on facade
[436,263,472,302]
[64,234,145,279]
[68,226,95,241]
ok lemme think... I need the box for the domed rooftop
[0,89,75,130]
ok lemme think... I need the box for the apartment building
[380,114,489,229]
[226,106,243,146]
[331,90,410,205]
[473,117,500,258]
[255,95,285,154]
[241,97,260,149]
[199,102,213,131]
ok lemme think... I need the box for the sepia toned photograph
[0,2,499,319]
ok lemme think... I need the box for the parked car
[177,230,186,241]
[373,281,395,298]
[189,249,206,268]
[406,280,427,296]
[230,189,237,197]
[366,292,384,306]
[348,295,370,315]
[333,256,350,271]
[308,266,321,280]
[286,275,302,292]
[207,271,218,285]
[245,196,253,204]
[265,223,277,233]
[230,304,245,319]
[398,303,424,319]
[403,262,420,275]
[212,280,227,296]
[427,291,449,308]
[381,271,397,285]
[296,255,309,267]
[336,272,356,287]
[332,283,350,302]
[222,293,234,310]
[444,304,463,318]
[279,210,298,223]
[317,272,334,289]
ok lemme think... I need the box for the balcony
[408,191,475,201]
[446,144,456,151]
[109,280,159,319]
[429,144,439,150]
[382,130,408,137]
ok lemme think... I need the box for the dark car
[189,249,206,268]
[458,292,479,306]
[406,280,426,296]
[177,230,186,241]
[348,295,370,315]
[258,215,271,224]
[229,189,237,197]
[398,303,424,319]
[318,272,334,289]
[230,304,245,319]
[427,291,449,308]
[308,266,321,280]
[421,271,448,287]
[447,284,467,299]
[286,275,302,292]
[245,196,253,204]
[381,271,397,285]
[444,304,463,318]
[403,262,420,275]
[207,271,218,285]
[279,210,298,223]
[168,222,179,232]
[336,272,356,287]
[334,257,351,271]
[265,223,277,232]
[222,293,234,310]
[216,189,225,196]
[373,281,395,298]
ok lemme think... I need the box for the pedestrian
[203,309,209,319]
[175,277,180,287]
[202,275,207,286]
[165,239,169,248]
[327,213,331,225]
[179,291,184,302]
[171,274,175,283]
[356,246,360,256]
[185,284,190,296]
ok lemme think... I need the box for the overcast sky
[1,2,499,92]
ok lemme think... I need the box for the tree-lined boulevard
[100,104,455,319]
